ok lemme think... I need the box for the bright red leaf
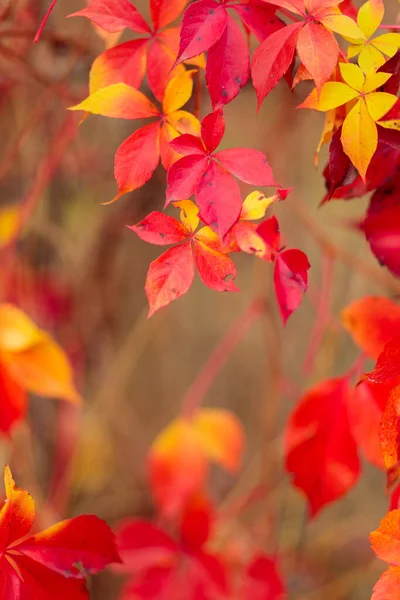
[0,466,120,599]
[285,376,360,516]
[368,336,400,386]
[241,555,286,600]
[167,109,278,238]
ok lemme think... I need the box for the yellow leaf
[240,191,276,221]
[173,200,199,233]
[378,117,400,131]
[0,206,19,248]
[299,82,359,111]
[166,109,201,135]
[0,305,44,353]
[3,338,81,404]
[314,109,339,166]
[365,92,397,121]
[341,98,377,181]
[162,70,196,115]
[363,71,392,93]
[69,84,159,119]
[357,0,384,39]
[358,43,387,73]
[320,13,364,40]
[372,33,400,58]
[339,63,365,92]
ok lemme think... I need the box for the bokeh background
[1,0,400,598]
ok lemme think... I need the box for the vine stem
[34,0,58,43]
[181,297,265,418]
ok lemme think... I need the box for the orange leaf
[0,465,35,549]
[341,296,400,359]
[0,304,44,353]
[371,509,400,566]
[372,567,400,599]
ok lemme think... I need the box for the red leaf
[169,133,206,156]
[145,242,195,316]
[150,0,188,30]
[251,22,302,107]
[114,123,161,201]
[371,509,400,567]
[179,494,214,550]
[341,296,400,360]
[90,39,148,92]
[349,380,388,469]
[14,515,121,577]
[215,148,277,186]
[201,109,225,153]
[257,216,281,257]
[69,0,151,34]
[296,22,338,91]
[274,248,310,325]
[147,38,183,103]
[0,362,27,435]
[128,212,189,245]
[206,15,250,109]
[196,161,242,239]
[361,203,400,279]
[175,0,228,65]
[285,377,360,516]
[368,336,400,386]
[166,155,208,201]
[379,386,400,481]
[232,2,285,43]
[242,555,286,600]
[372,567,400,600]
[193,229,239,292]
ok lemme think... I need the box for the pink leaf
[215,148,278,186]
[196,161,242,239]
[128,212,188,245]
[206,15,250,109]
[175,0,228,65]
[201,109,225,153]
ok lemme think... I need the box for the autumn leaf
[0,466,120,599]
[367,335,400,386]
[69,70,200,201]
[285,376,360,516]
[115,501,227,600]
[341,296,400,359]
[129,200,238,315]
[166,109,278,238]
[372,566,400,600]
[299,63,398,180]
[252,0,363,105]
[347,0,400,74]
[241,554,286,600]
[274,248,310,325]
[148,408,244,516]
[0,304,80,435]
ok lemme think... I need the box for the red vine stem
[302,252,335,375]
[181,298,265,418]
[34,0,58,44]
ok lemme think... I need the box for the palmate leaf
[0,467,120,599]
[299,63,397,180]
[130,202,238,316]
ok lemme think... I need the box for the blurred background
[0,0,400,598]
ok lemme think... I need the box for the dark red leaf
[274,248,310,324]
[201,109,225,153]
[128,212,189,245]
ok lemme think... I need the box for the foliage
[2,0,400,598]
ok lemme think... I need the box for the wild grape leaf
[130,202,238,315]
[341,296,400,359]
[241,555,286,600]
[252,0,363,105]
[348,0,400,74]
[0,466,120,599]
[148,408,244,516]
[167,109,278,238]
[71,0,189,101]
[0,304,80,436]
[378,386,400,486]
[371,566,400,600]
[300,63,397,180]
[115,503,228,600]
[368,337,400,389]
[371,509,400,567]
[70,70,200,201]
[285,376,360,516]
[274,248,310,325]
